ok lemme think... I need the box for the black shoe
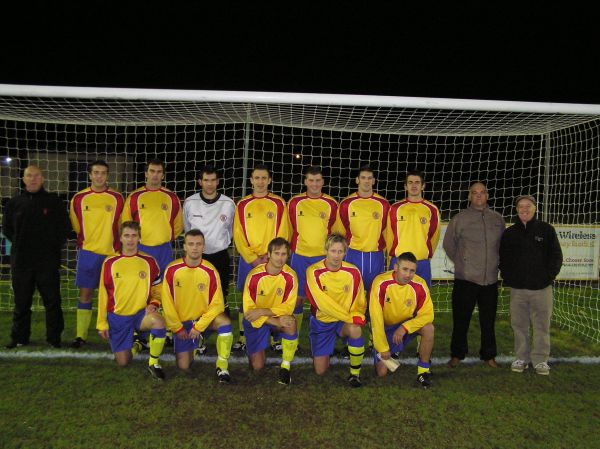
[194,342,208,357]
[347,374,362,388]
[278,368,291,385]
[270,342,282,352]
[232,341,246,352]
[391,352,401,361]
[417,372,432,389]
[70,337,86,349]
[339,347,350,359]
[48,341,61,349]
[147,364,165,381]
[216,368,231,384]
[5,340,27,349]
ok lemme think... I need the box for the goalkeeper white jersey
[183,192,235,254]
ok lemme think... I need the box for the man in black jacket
[499,195,563,376]
[3,165,70,348]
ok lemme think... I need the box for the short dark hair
[405,169,425,184]
[88,160,109,174]
[267,237,290,255]
[396,251,418,265]
[184,229,205,240]
[251,164,271,177]
[356,164,375,178]
[120,220,141,237]
[304,166,323,178]
[198,165,219,180]
[146,159,165,171]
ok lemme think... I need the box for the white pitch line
[1,350,600,365]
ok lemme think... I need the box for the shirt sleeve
[402,284,434,334]
[194,274,226,332]
[173,197,184,238]
[442,216,457,262]
[233,207,258,263]
[160,276,184,333]
[305,270,353,323]
[69,197,81,235]
[368,280,389,353]
[96,262,109,331]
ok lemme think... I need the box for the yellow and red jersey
[337,193,389,252]
[386,199,440,260]
[288,193,338,257]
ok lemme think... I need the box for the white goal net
[1,85,599,342]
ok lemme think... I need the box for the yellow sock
[294,312,304,334]
[76,308,93,340]
[216,332,233,371]
[280,336,298,369]
[348,344,365,376]
[148,334,166,366]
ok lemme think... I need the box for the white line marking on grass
[1,350,600,365]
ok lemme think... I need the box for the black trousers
[11,265,64,345]
[450,279,498,361]
[203,249,231,313]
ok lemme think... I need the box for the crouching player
[305,234,367,388]
[369,251,435,388]
[161,229,233,383]
[96,221,167,380]
[243,237,299,385]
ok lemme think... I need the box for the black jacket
[2,187,70,269]
[499,217,563,290]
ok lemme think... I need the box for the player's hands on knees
[392,327,407,345]
[379,351,391,360]
[245,309,264,322]
[98,329,109,340]
[189,328,201,340]
[177,328,190,340]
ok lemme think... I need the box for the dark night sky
[2,3,600,104]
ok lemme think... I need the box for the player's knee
[347,324,362,339]
[375,362,388,378]
[213,313,231,328]
[422,323,434,338]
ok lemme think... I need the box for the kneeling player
[161,229,233,382]
[243,238,299,385]
[96,221,167,380]
[369,251,435,388]
[305,234,367,387]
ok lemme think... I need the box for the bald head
[468,182,489,210]
[23,165,45,193]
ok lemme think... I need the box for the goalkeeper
[369,251,435,388]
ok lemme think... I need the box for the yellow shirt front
[386,199,440,260]
[337,193,389,252]
[288,193,338,257]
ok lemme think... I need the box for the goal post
[1,84,599,343]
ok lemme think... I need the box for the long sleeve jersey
[242,264,298,328]
[386,199,441,260]
[369,271,434,353]
[305,260,366,324]
[161,258,225,333]
[70,187,124,255]
[122,186,183,246]
[183,192,235,254]
[96,252,161,331]
[233,193,289,263]
[337,193,389,252]
[287,193,338,257]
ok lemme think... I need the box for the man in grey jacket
[443,182,505,368]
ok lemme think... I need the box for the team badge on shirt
[276,287,283,296]
[219,214,227,222]
[267,211,274,219]
[373,212,380,220]
[319,211,326,219]
[105,205,113,212]
[405,298,413,308]
[343,285,351,293]
[139,271,147,279]
[161,203,168,210]
[420,217,427,224]
[197,283,206,292]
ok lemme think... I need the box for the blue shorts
[389,257,432,287]
[138,242,173,281]
[75,249,106,289]
[309,316,345,357]
[107,309,145,353]
[236,257,253,292]
[173,320,205,354]
[290,253,323,297]
[371,322,417,363]
[242,318,279,355]
[345,248,384,291]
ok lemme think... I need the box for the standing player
[305,234,367,387]
[287,166,338,334]
[70,160,124,348]
[122,159,183,276]
[369,252,435,388]
[161,229,233,382]
[96,221,167,380]
[183,166,235,314]
[386,170,440,288]
[233,164,289,350]
[337,165,389,292]
[243,238,299,385]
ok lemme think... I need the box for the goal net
[1,85,599,342]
